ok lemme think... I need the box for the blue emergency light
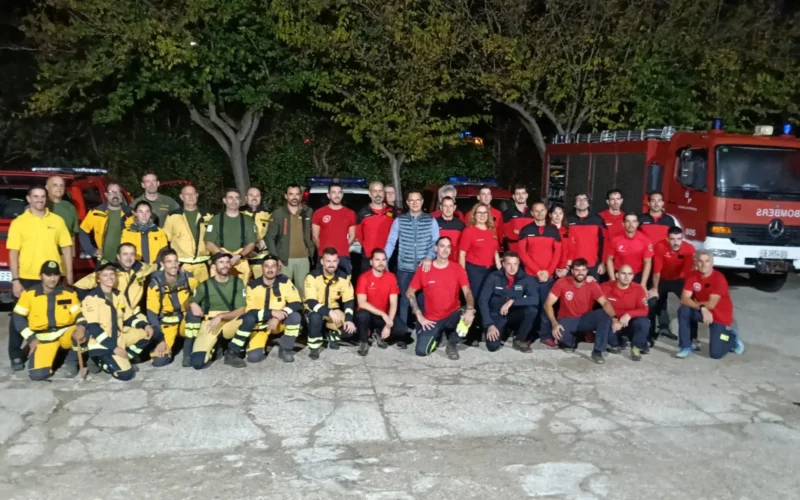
[31,166,109,175]
[459,131,472,138]
[480,177,499,187]
[306,177,367,187]
[711,119,724,131]
[447,176,471,185]
[446,176,499,187]
[783,123,793,135]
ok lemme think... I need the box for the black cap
[211,252,233,263]
[95,260,116,273]
[40,260,61,276]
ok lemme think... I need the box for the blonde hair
[468,202,495,230]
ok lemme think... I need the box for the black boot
[11,358,24,372]
[182,339,195,368]
[358,341,369,356]
[278,348,295,363]
[224,350,246,368]
[372,332,388,349]
[309,348,321,360]
[445,342,459,360]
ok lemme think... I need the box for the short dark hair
[436,236,451,245]
[406,189,422,199]
[28,185,47,196]
[503,251,520,261]
[134,200,151,211]
[548,203,564,215]
[370,248,386,259]
[648,191,664,200]
[478,185,492,195]
[572,257,589,268]
[531,201,546,210]
[624,211,639,220]
[142,171,158,180]
[512,183,527,193]
[322,247,338,257]
[117,242,136,254]
[441,196,455,204]
[224,187,239,197]
[668,226,683,236]
[262,254,280,264]
[574,192,589,202]
[328,183,343,192]
[606,189,623,199]
[106,182,121,193]
[159,248,178,263]
[286,183,301,193]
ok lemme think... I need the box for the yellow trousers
[191,315,243,367]
[29,326,76,381]
[181,262,210,283]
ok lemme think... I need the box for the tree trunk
[378,143,406,207]
[501,101,547,161]
[187,101,261,195]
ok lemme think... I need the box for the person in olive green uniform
[205,188,257,283]
[132,172,180,227]
[265,184,315,298]
[45,176,79,236]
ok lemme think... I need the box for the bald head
[616,264,635,286]
[246,187,262,210]
[180,185,198,210]
[46,176,66,201]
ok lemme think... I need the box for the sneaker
[731,330,745,355]
[396,340,408,350]
[562,346,576,353]
[641,346,650,355]
[445,342,459,360]
[631,347,642,362]
[660,329,678,340]
[328,340,339,350]
[607,345,622,355]
[591,351,605,364]
[11,358,24,372]
[224,351,246,368]
[61,363,79,378]
[309,348,321,360]
[358,342,369,357]
[541,338,558,349]
[675,347,693,359]
[512,339,532,354]
[692,340,702,352]
[372,333,389,349]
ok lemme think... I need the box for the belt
[31,325,72,342]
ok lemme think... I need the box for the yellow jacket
[12,284,81,342]
[74,262,157,315]
[121,222,168,264]
[79,286,148,356]
[304,268,355,321]
[79,205,134,252]
[241,207,270,260]
[146,270,199,327]
[163,209,214,263]
[245,275,302,322]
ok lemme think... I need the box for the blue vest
[396,212,435,272]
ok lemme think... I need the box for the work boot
[61,363,79,378]
[445,342,459,360]
[512,339,532,354]
[396,340,408,349]
[309,348,321,360]
[358,341,369,357]
[591,351,605,364]
[328,340,340,350]
[182,339,195,368]
[224,350,246,368]
[631,346,642,362]
[372,333,388,349]
[541,338,558,349]
[660,329,678,340]
[278,348,295,363]
[11,358,24,372]
[607,345,622,355]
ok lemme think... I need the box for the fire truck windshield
[715,145,800,201]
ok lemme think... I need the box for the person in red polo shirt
[431,184,464,220]
[599,189,626,256]
[356,181,397,273]
[677,250,744,359]
[603,264,651,361]
[639,191,677,243]
[649,226,695,343]
[502,184,533,254]
[463,185,503,242]
[407,237,475,360]
[544,258,616,363]
[435,196,465,263]
[312,183,357,276]
[567,193,606,280]
[354,248,408,354]
[606,213,654,285]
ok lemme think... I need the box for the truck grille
[727,224,800,247]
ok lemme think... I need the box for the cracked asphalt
[1,273,800,500]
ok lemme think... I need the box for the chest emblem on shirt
[618,245,625,251]
[565,291,574,301]
[322,215,332,223]
[693,283,702,292]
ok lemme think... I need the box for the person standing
[7,186,74,371]
[163,185,213,283]
[312,183,357,276]
[45,176,79,237]
[602,264,651,361]
[676,251,745,359]
[435,196,465,263]
[304,248,356,359]
[356,181,397,273]
[132,172,180,227]
[406,237,475,360]
[567,193,606,280]
[121,202,169,264]
[205,188,258,282]
[606,213,654,285]
[354,248,408,355]
[385,190,439,328]
[265,184,315,298]
[543,258,616,364]
[384,185,400,212]
[478,252,539,353]
[502,184,533,254]
[241,187,271,279]
[599,188,626,245]
[463,185,503,242]
[431,184,464,219]
[79,183,133,263]
[549,204,572,278]
[649,226,695,343]
[639,191,678,243]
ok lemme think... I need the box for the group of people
[6,173,745,381]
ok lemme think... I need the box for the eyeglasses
[475,211,489,215]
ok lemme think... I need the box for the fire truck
[543,123,800,291]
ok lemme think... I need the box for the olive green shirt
[102,211,123,262]
[48,199,79,235]
[205,213,257,252]
[192,277,246,312]
[132,193,180,228]
[184,209,200,243]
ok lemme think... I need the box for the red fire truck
[543,123,800,291]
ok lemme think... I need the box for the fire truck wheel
[748,272,788,293]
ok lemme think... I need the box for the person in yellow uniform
[12,261,82,380]
[233,254,303,364]
[146,248,199,367]
[163,185,214,283]
[79,183,133,263]
[205,188,257,283]
[304,247,356,360]
[121,201,169,264]
[7,186,74,371]
[186,252,247,369]
[241,187,271,279]
[74,261,154,381]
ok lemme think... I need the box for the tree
[23,0,301,194]
[275,0,485,200]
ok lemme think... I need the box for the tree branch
[242,113,261,155]
[206,101,237,143]
[188,104,232,156]
[531,100,566,136]
[236,110,254,142]
[501,100,546,159]
[220,111,240,131]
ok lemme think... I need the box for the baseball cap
[40,261,61,276]
[95,260,117,273]
[211,252,233,263]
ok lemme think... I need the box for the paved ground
[1,273,800,500]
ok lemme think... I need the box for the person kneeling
[354,248,408,356]
[233,255,302,364]
[602,264,651,361]
[543,258,616,364]
[304,248,356,360]
[406,237,475,360]
[187,253,247,369]
[478,251,539,353]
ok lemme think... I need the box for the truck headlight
[708,249,737,258]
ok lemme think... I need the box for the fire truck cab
[544,124,800,291]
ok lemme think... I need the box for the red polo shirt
[462,205,504,243]
[550,277,604,319]
[436,216,466,263]
[639,212,678,244]
[356,269,400,313]
[653,240,695,281]
[409,261,470,320]
[460,226,500,267]
[355,204,396,259]
[502,206,534,253]
[312,205,357,256]
[683,270,734,326]
[602,282,648,318]
[609,232,654,274]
